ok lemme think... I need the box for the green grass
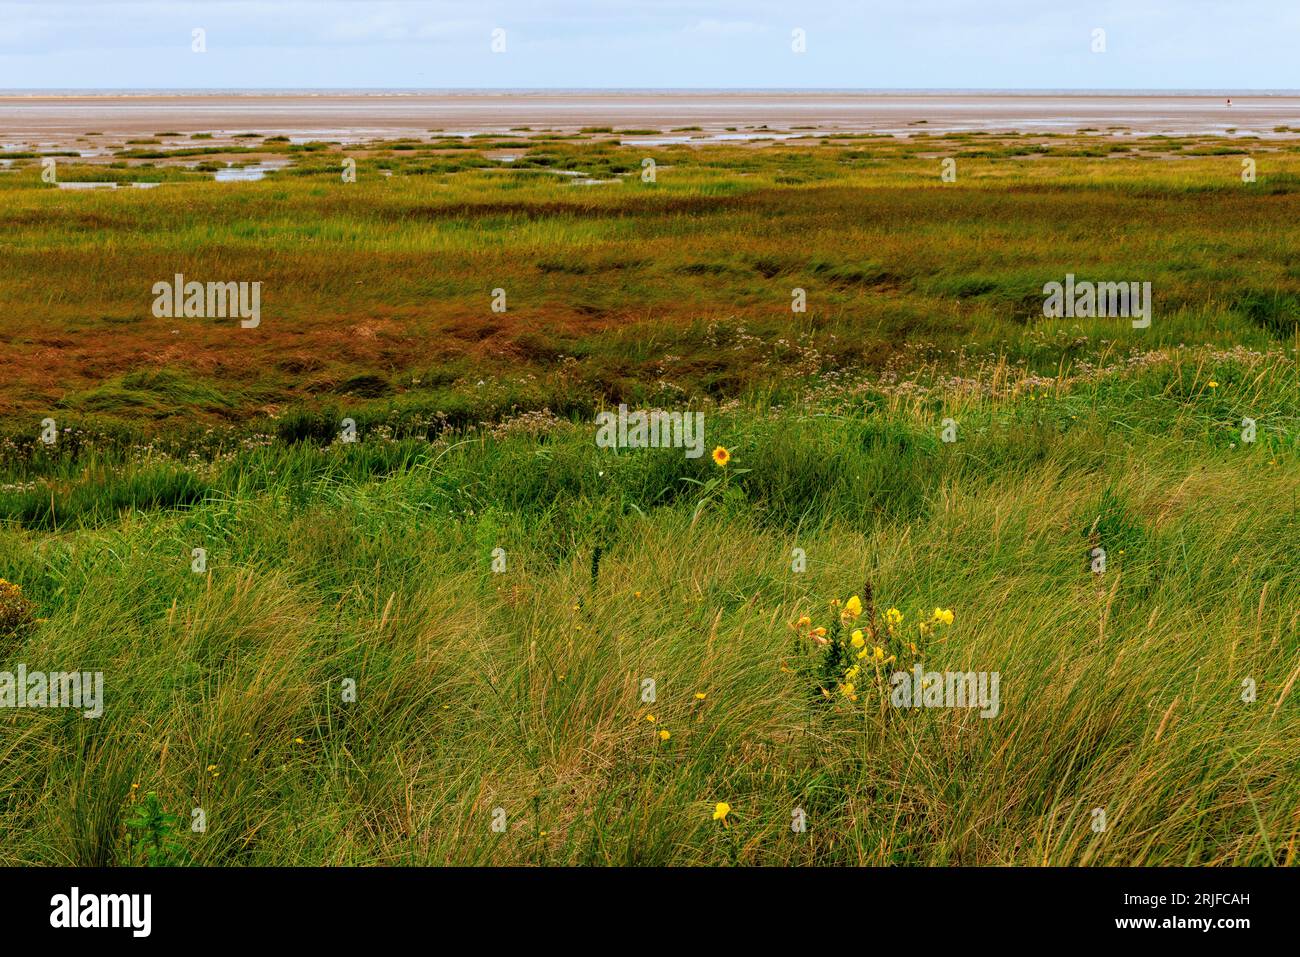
[2,135,1297,426]
[0,133,1297,865]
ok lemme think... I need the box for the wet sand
[3,92,1300,145]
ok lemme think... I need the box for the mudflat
[3,91,1300,143]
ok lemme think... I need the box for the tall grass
[0,345,1295,864]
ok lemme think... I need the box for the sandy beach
[3,92,1300,145]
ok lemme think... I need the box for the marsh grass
[3,135,1298,425]
[0,132,1297,865]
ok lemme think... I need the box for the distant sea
[5,88,1300,97]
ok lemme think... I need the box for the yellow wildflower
[711,446,731,467]
[843,595,862,619]
[0,579,35,636]
[850,629,864,648]
[658,729,671,741]
[712,802,731,822]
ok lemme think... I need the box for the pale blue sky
[0,1,1295,90]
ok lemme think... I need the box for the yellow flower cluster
[918,607,955,636]
[0,578,35,637]
[794,594,957,706]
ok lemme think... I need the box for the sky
[0,1,1296,91]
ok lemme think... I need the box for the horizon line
[3,87,1300,96]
